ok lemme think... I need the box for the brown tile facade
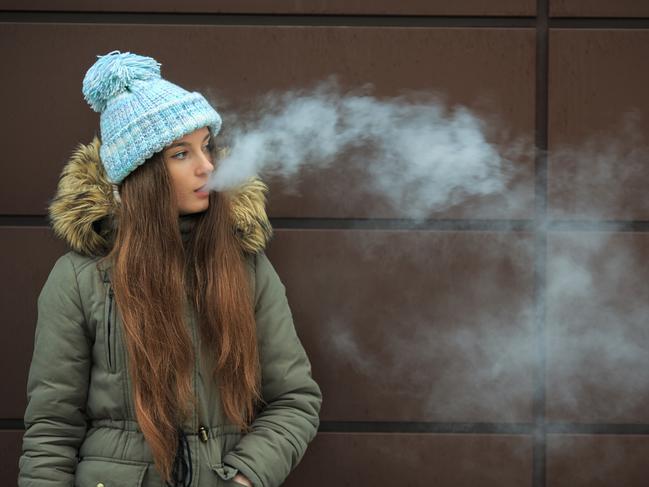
[0,228,67,418]
[550,1,649,18]
[284,433,534,487]
[547,435,649,487]
[0,0,536,16]
[546,232,649,424]
[0,431,23,483]
[548,29,649,220]
[267,229,536,423]
[0,24,536,219]
[2,2,649,487]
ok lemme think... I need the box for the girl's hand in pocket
[233,473,253,486]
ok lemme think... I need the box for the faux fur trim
[48,136,273,257]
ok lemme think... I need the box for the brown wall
[2,1,649,486]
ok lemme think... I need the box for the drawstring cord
[166,427,193,487]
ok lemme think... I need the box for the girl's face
[163,126,214,215]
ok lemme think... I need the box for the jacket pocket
[74,457,148,487]
[105,286,116,372]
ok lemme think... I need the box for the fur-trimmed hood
[48,136,273,257]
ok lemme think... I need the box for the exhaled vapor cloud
[205,76,524,218]
[203,78,649,426]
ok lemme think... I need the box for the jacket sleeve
[18,253,91,486]
[223,251,322,487]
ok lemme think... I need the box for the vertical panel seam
[533,0,549,486]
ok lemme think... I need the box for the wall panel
[284,433,533,487]
[547,435,649,487]
[0,24,535,220]
[268,229,536,423]
[550,1,649,18]
[548,29,649,220]
[0,0,536,16]
[546,232,649,423]
[0,227,67,418]
[0,431,23,485]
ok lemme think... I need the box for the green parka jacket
[18,138,322,487]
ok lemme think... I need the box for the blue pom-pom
[82,50,161,112]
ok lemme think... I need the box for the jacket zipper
[107,286,115,371]
[190,305,198,433]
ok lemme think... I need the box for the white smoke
[316,232,537,422]
[546,230,649,421]
[204,79,648,424]
[318,226,649,423]
[206,76,526,218]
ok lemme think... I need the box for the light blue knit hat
[82,50,222,184]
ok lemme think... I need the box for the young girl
[18,50,322,487]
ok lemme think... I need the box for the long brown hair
[101,149,260,483]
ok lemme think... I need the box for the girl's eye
[171,142,214,161]
[171,142,213,160]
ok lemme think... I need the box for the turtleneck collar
[99,211,202,250]
[179,212,202,244]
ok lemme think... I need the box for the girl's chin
[179,201,209,215]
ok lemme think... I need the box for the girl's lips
[194,186,209,198]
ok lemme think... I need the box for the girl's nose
[196,152,214,175]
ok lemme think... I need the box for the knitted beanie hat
[82,50,222,184]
